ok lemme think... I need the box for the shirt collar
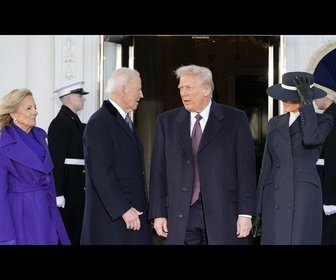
[109,98,127,118]
[190,100,211,122]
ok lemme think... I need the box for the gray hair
[174,64,215,92]
[105,67,140,97]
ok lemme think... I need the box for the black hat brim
[70,88,89,95]
[266,84,326,101]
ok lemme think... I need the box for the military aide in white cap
[308,44,336,245]
[47,80,89,245]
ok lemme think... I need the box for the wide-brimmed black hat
[266,71,327,101]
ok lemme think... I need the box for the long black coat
[80,100,153,245]
[47,105,86,245]
[256,105,333,245]
[148,101,256,245]
[317,102,336,244]
[317,102,336,205]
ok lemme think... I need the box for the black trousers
[322,213,336,245]
[184,196,208,245]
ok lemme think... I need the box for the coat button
[177,214,183,219]
[182,187,187,192]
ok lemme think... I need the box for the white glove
[323,205,336,216]
[56,195,66,208]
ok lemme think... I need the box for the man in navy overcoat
[149,65,256,245]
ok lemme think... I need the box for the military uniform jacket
[256,104,333,245]
[317,102,336,205]
[47,105,86,244]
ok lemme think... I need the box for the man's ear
[203,86,211,97]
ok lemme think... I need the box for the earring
[14,119,18,124]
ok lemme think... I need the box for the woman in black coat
[254,72,333,245]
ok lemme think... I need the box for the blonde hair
[0,88,32,132]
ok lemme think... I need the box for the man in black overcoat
[309,46,336,244]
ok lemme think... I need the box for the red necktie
[191,114,202,205]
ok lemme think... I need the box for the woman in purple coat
[253,72,333,245]
[0,88,70,245]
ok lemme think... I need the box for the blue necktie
[125,114,133,132]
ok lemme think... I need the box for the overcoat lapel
[176,108,193,160]
[175,101,224,157]
[198,102,223,153]
[276,114,291,140]
[289,117,301,136]
[4,127,52,174]
[102,100,138,146]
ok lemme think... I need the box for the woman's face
[282,100,301,113]
[10,95,38,133]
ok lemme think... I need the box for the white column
[26,35,55,131]
[0,35,28,96]
[82,35,100,123]
[54,35,100,123]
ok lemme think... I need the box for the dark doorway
[104,35,280,245]
[131,35,278,184]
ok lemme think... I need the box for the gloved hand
[56,195,66,208]
[252,214,262,238]
[293,75,313,105]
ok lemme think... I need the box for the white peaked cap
[54,81,89,98]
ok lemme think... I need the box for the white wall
[0,35,100,132]
[0,35,28,93]
[285,35,336,72]
[1,35,336,131]
[26,36,55,131]
[54,35,100,126]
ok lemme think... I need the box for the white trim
[64,158,85,166]
[316,159,325,166]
